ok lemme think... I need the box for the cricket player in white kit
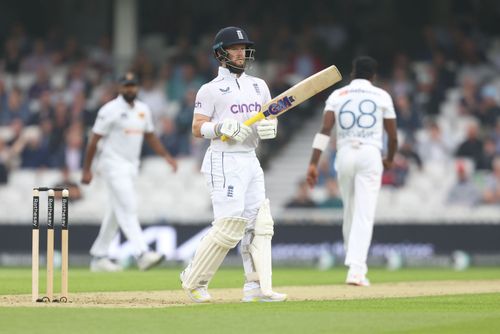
[307,56,398,286]
[180,26,287,303]
[81,72,178,272]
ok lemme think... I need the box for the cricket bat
[221,65,342,141]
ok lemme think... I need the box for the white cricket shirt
[325,79,396,150]
[93,95,154,168]
[194,67,271,152]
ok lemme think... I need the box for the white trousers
[90,167,149,258]
[201,149,265,280]
[335,144,382,275]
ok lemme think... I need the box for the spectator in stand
[29,90,53,125]
[64,123,84,172]
[27,67,51,100]
[493,119,500,154]
[395,94,422,140]
[48,100,70,166]
[0,80,7,111]
[0,138,10,183]
[382,153,409,187]
[17,126,50,168]
[399,138,423,169]
[391,55,415,98]
[456,120,484,169]
[69,91,87,124]
[5,118,24,148]
[21,38,51,72]
[446,160,481,207]
[317,177,343,209]
[66,62,90,98]
[175,88,197,156]
[167,61,203,104]
[482,157,500,204]
[62,36,85,63]
[477,85,500,128]
[458,75,481,117]
[417,120,453,164]
[3,37,22,74]
[156,116,179,157]
[286,179,316,208]
[477,137,498,171]
[88,35,113,73]
[1,87,31,125]
[426,49,456,114]
[138,75,169,126]
[131,50,156,80]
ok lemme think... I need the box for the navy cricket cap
[119,72,138,86]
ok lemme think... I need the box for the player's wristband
[312,133,330,151]
[200,122,218,139]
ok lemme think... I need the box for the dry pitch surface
[2,280,500,308]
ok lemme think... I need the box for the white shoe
[180,270,212,303]
[241,287,288,302]
[90,257,122,272]
[137,251,164,271]
[346,273,371,287]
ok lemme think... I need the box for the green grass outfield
[1,267,500,334]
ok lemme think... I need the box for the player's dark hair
[352,56,378,80]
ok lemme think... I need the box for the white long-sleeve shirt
[93,95,154,170]
[194,67,271,152]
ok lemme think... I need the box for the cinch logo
[230,102,261,114]
[266,96,295,115]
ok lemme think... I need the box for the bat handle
[220,112,266,142]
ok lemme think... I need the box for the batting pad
[182,217,247,290]
[249,199,275,296]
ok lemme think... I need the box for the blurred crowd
[1,14,500,208]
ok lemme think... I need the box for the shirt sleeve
[92,104,115,136]
[383,92,397,119]
[144,105,155,133]
[193,84,214,118]
[261,80,272,105]
[324,90,338,113]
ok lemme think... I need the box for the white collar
[218,66,246,79]
[117,94,135,108]
[350,79,372,86]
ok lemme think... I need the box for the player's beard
[227,59,246,74]
[122,92,137,103]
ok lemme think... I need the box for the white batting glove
[216,119,251,142]
[257,119,278,140]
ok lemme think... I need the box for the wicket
[32,187,69,303]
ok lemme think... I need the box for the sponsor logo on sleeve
[195,101,202,108]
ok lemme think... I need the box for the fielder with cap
[179,26,286,303]
[81,72,178,272]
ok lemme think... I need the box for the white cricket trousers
[90,167,149,258]
[201,148,266,280]
[201,148,265,223]
[335,144,383,275]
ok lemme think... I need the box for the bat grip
[221,112,266,142]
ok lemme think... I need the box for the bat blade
[221,65,342,141]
